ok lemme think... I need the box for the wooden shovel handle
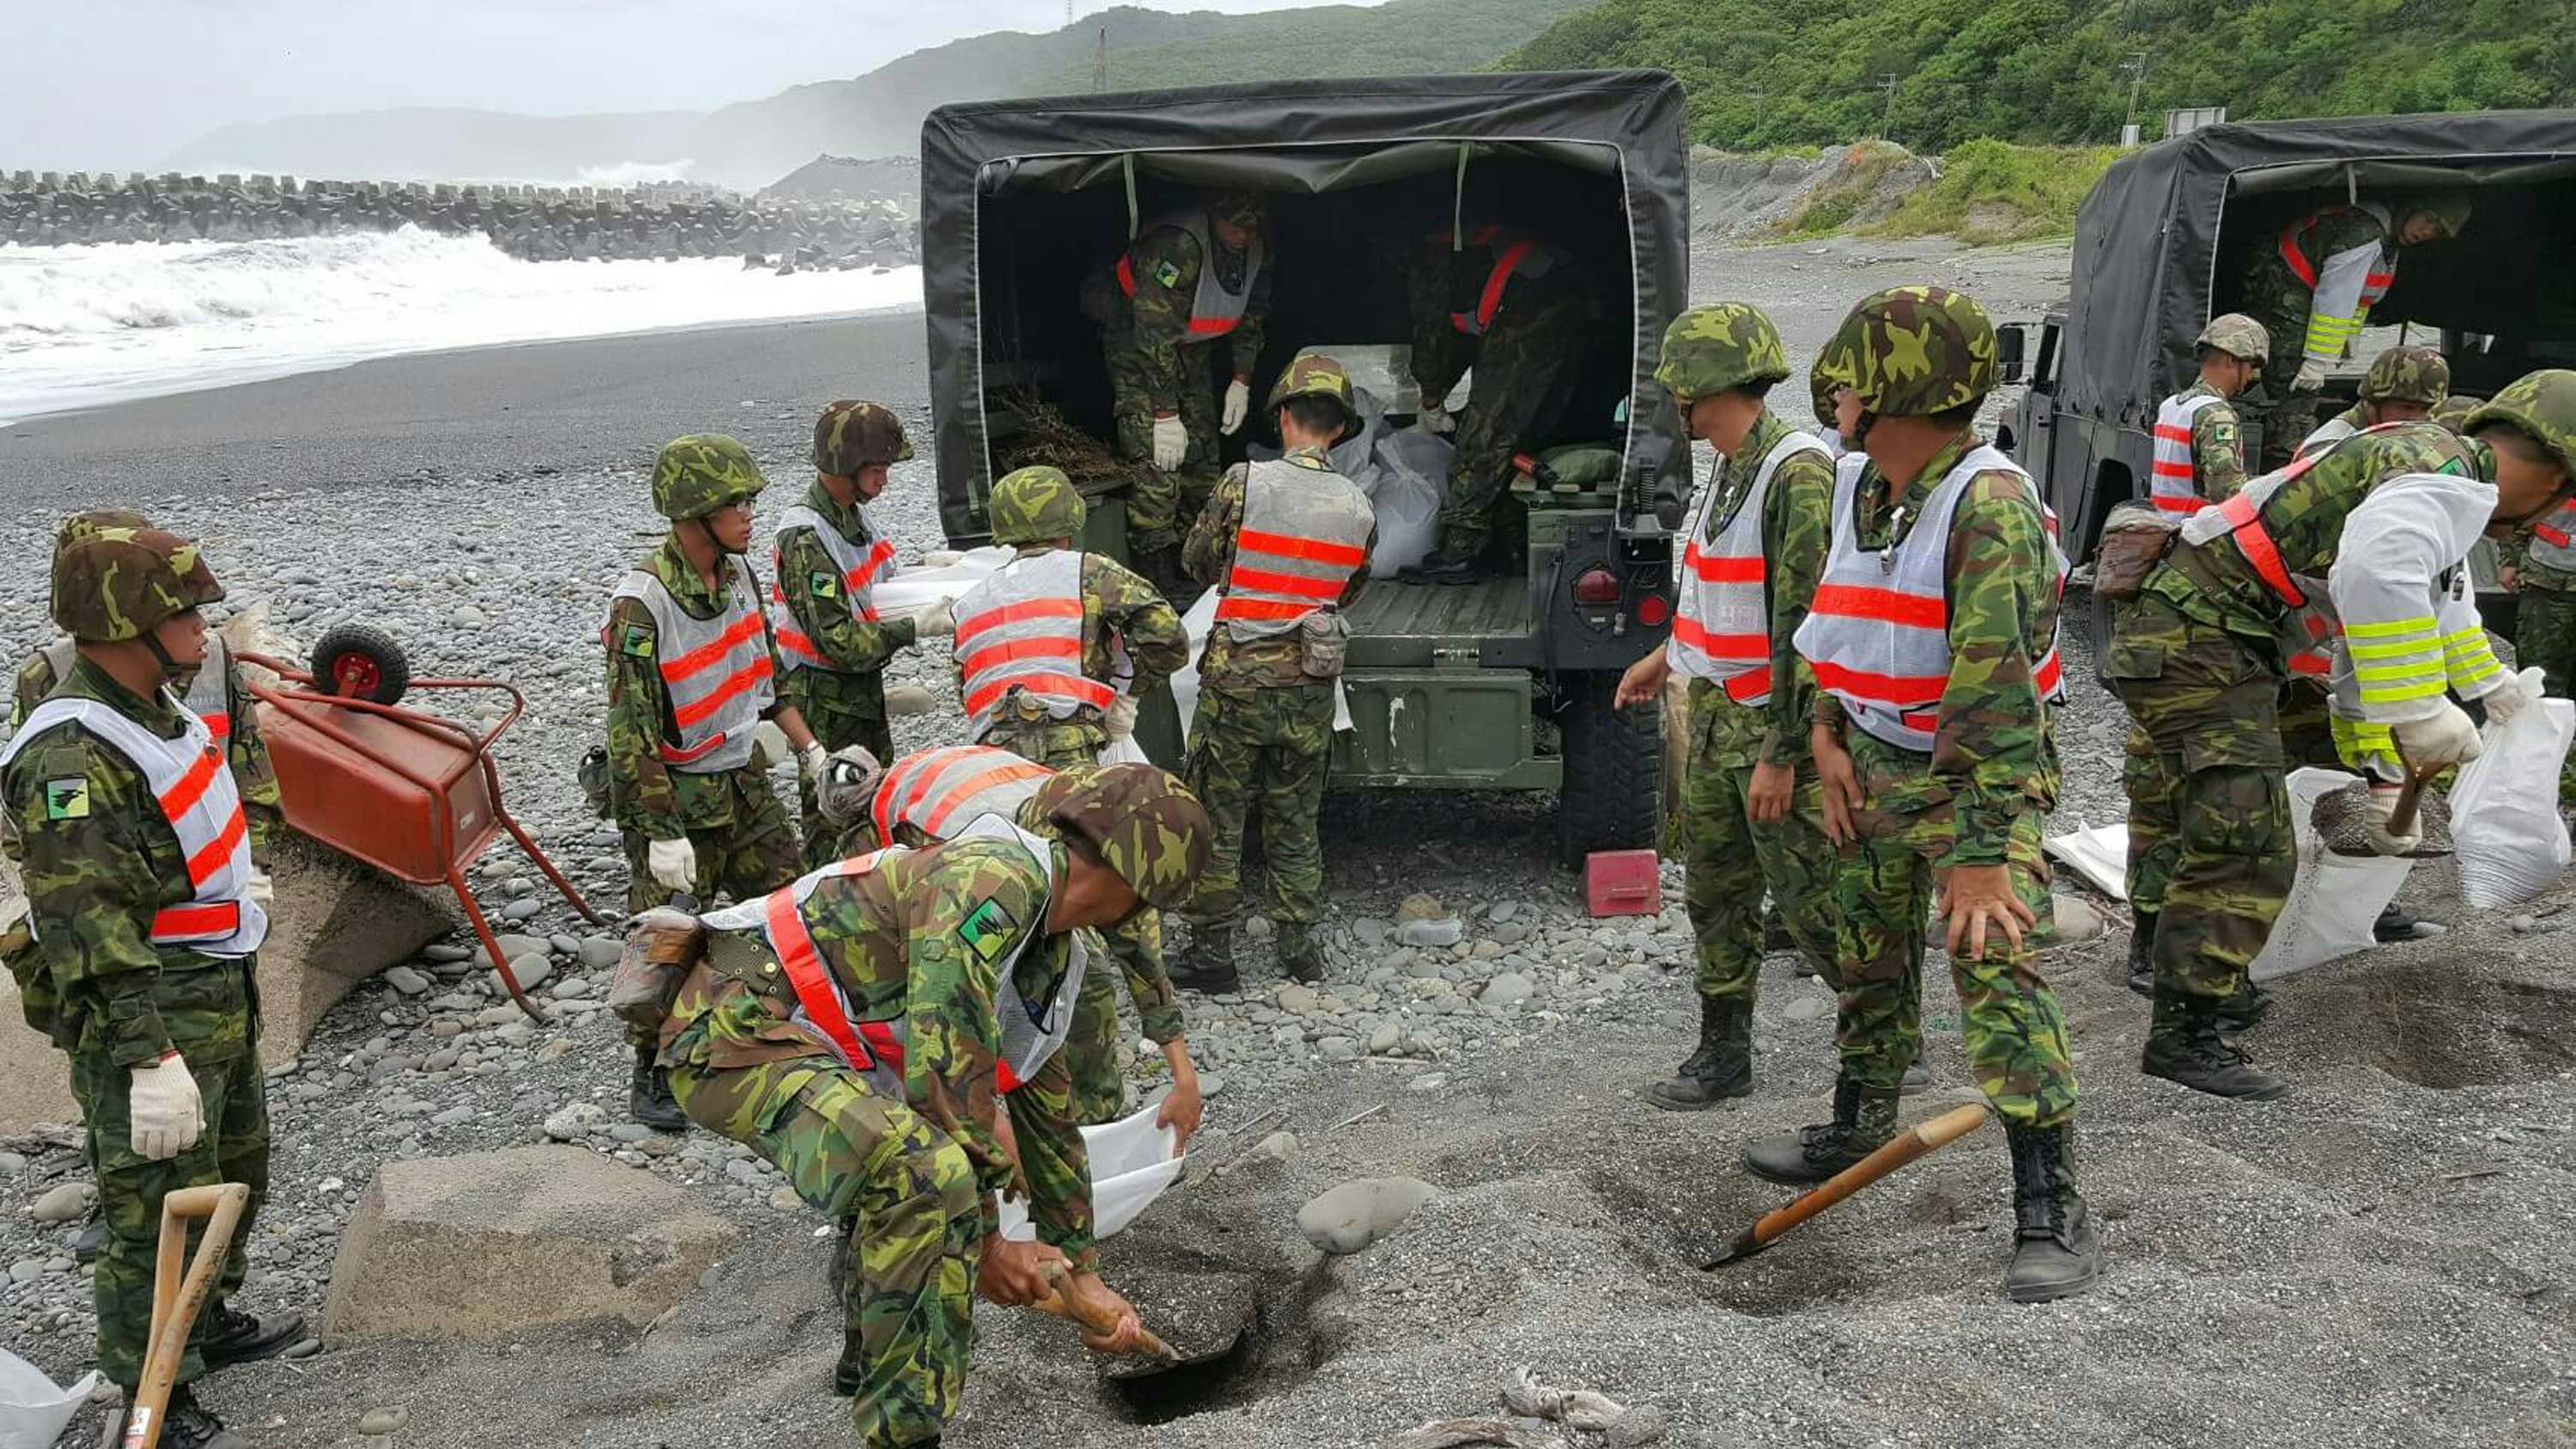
[129,1183,251,1449]
[2384,762,2440,840]
[1750,1102,1990,1247]
[1032,1258,1180,1363]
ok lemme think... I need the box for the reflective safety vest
[1115,209,1264,340]
[605,561,775,773]
[1214,456,1375,640]
[2149,391,2229,514]
[1794,446,2068,753]
[952,549,1117,741]
[2280,203,2395,366]
[1440,225,1568,336]
[2530,499,2576,572]
[769,503,899,671]
[870,744,1054,847]
[1,694,268,956]
[1669,430,1828,705]
[2295,415,2358,462]
[38,635,233,742]
[699,815,1084,1097]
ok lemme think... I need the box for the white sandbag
[0,1347,95,1449]
[2447,668,2575,908]
[866,546,1014,616]
[1097,735,1151,767]
[2250,767,2413,982]
[2043,824,2130,901]
[996,1100,1183,1242]
[1167,590,1221,738]
[1364,430,1447,573]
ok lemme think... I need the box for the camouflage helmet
[2358,346,2450,407]
[49,509,153,621]
[2397,191,2473,240]
[989,465,1085,546]
[812,400,912,476]
[1809,350,1856,429]
[1030,762,1213,912]
[1814,285,1999,421]
[1655,303,1791,404]
[2194,312,2270,366]
[2463,369,2576,479]
[52,527,224,644]
[1266,351,1357,431]
[651,434,769,520]
[1206,191,1267,232]
[2431,393,2487,433]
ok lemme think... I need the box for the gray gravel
[3,234,2572,1449]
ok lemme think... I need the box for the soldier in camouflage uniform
[1,527,302,1449]
[652,765,1212,1449]
[1761,286,2100,1304]
[2295,345,2451,459]
[2245,193,2472,467]
[2149,313,2268,509]
[1172,355,1378,990]
[772,402,949,867]
[606,434,828,1131]
[1400,223,1594,581]
[2108,371,2576,1103]
[2494,383,2576,799]
[1083,191,1273,593]
[1609,305,1846,1109]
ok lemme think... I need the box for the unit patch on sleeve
[42,778,89,821]
[956,897,1017,966]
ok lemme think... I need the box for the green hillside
[1501,0,2574,152]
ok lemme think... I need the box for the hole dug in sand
[2322,968,2576,1088]
[1087,1238,1336,1424]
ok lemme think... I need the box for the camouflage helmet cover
[1267,351,1356,415]
[2463,368,2576,480]
[812,400,913,476]
[1206,191,1267,231]
[652,434,769,520]
[2194,312,2271,365]
[52,527,224,643]
[49,508,153,619]
[2431,393,2487,432]
[1031,762,1214,912]
[2359,345,2451,406]
[1656,303,1792,403]
[2397,191,2474,240]
[1813,285,1999,420]
[988,464,1086,545]
[1809,350,1856,428]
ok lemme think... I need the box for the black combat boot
[2372,902,2421,943]
[72,1210,106,1264]
[1644,997,1753,1110]
[628,1044,689,1133]
[197,1299,303,1367]
[138,1384,245,1449]
[1741,1076,1899,1185]
[1400,531,1489,585]
[2215,979,2274,1034]
[2124,909,2156,997]
[2002,1121,2104,1303]
[1898,1061,1934,1094]
[1168,924,1239,994]
[1276,926,1326,985]
[2141,991,2292,1100]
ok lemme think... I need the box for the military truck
[919,71,1691,863]
[1996,109,2576,638]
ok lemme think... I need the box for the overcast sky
[3,0,1358,170]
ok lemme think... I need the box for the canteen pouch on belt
[608,909,707,1032]
[2093,501,2182,601]
[577,745,614,821]
[1299,610,1350,679]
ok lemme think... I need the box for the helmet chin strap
[140,630,186,682]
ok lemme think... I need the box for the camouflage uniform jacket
[13,644,282,863]
[1183,449,1380,696]
[773,478,918,717]
[1405,238,1577,403]
[2251,208,2393,336]
[952,551,1191,720]
[2176,378,2251,503]
[1693,410,1835,768]
[667,837,1093,1252]
[1816,433,2061,867]
[1127,226,1272,411]
[1,657,257,1067]
[604,535,790,840]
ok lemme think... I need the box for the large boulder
[320,1145,739,1343]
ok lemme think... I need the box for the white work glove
[799,741,829,783]
[1416,399,1455,435]
[2363,781,2421,857]
[1151,413,1188,471]
[646,836,697,892]
[2392,700,2482,767]
[1219,379,1251,436]
[1104,696,1140,743]
[2478,670,2535,728]
[129,1054,204,1161]
[817,745,884,825]
[246,870,274,909]
[2292,358,2330,392]
[910,599,954,638]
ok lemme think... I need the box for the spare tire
[309,623,410,706]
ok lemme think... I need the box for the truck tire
[309,623,410,706]
[1554,672,1663,868]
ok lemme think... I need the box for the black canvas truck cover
[2061,108,2576,432]
[918,70,1692,545]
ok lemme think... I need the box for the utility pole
[2121,52,2148,143]
[1877,73,1899,140]
[1093,24,1108,92]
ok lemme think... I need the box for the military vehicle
[1996,109,2576,638]
[919,71,1690,862]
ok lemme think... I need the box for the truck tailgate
[1341,576,1532,670]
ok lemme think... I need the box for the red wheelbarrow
[237,627,598,1021]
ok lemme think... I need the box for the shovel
[1701,1102,1989,1269]
[2326,760,2450,860]
[123,1182,251,1449]
[1031,1258,1256,1410]
[1030,1258,1182,1366]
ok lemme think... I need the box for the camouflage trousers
[1440,289,1589,551]
[1680,719,1839,998]
[1182,683,1334,937]
[621,771,799,1046]
[1831,778,2077,1128]
[70,1040,270,1390]
[2518,581,2576,699]
[2106,593,2293,1006]
[2251,300,2318,470]
[1104,329,1223,550]
[791,689,896,870]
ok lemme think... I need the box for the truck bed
[1342,574,1534,670]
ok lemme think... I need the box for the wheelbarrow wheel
[310,623,410,706]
